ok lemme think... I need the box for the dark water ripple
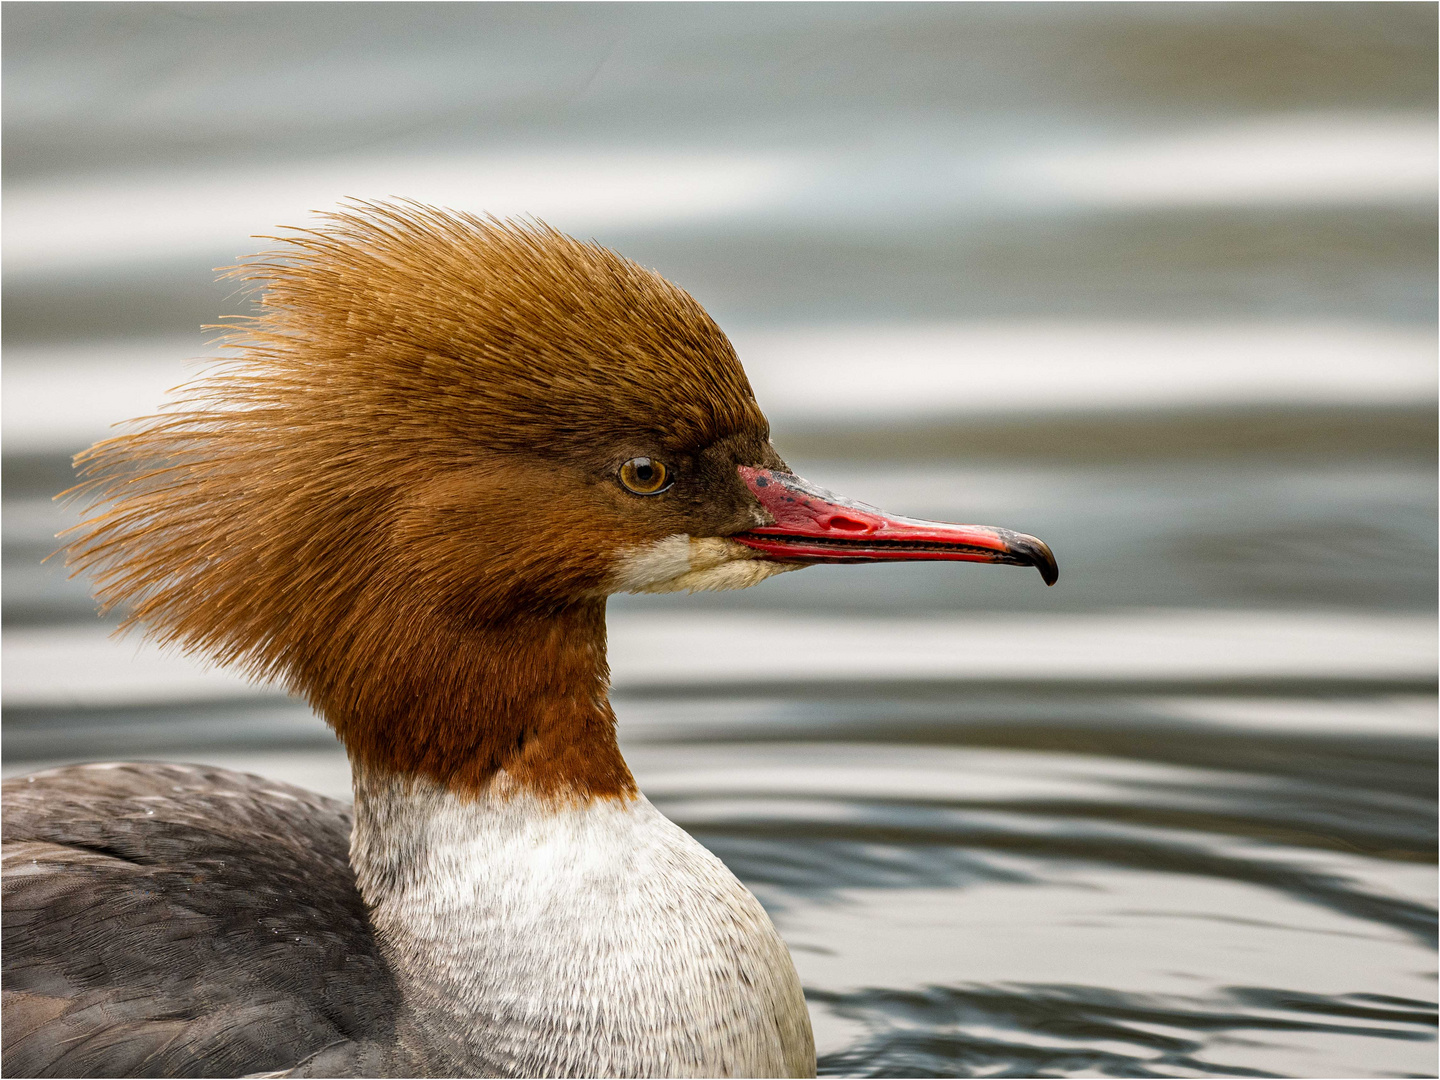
[636,696,1437,1078]
[697,824,1437,950]
[811,983,1437,1078]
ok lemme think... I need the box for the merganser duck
[1,203,1057,1079]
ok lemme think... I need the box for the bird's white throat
[608,534,802,594]
[349,767,815,1077]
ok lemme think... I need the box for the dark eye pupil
[621,457,668,494]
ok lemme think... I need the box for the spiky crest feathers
[65,203,773,797]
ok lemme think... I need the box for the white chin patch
[608,535,805,594]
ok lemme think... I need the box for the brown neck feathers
[309,598,634,800]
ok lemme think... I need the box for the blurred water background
[3,4,1436,1076]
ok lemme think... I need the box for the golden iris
[619,457,671,495]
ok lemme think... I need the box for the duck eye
[618,457,672,495]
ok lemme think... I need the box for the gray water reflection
[634,715,1435,1077]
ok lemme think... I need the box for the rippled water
[624,693,1436,1078]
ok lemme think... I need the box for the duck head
[66,203,1055,799]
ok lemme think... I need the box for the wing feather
[2,763,398,1078]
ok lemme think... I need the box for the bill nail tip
[1034,544,1059,586]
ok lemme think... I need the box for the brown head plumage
[65,202,784,797]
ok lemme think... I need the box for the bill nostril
[822,515,871,532]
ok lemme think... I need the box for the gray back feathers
[2,763,396,1078]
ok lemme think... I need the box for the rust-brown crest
[64,202,769,798]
